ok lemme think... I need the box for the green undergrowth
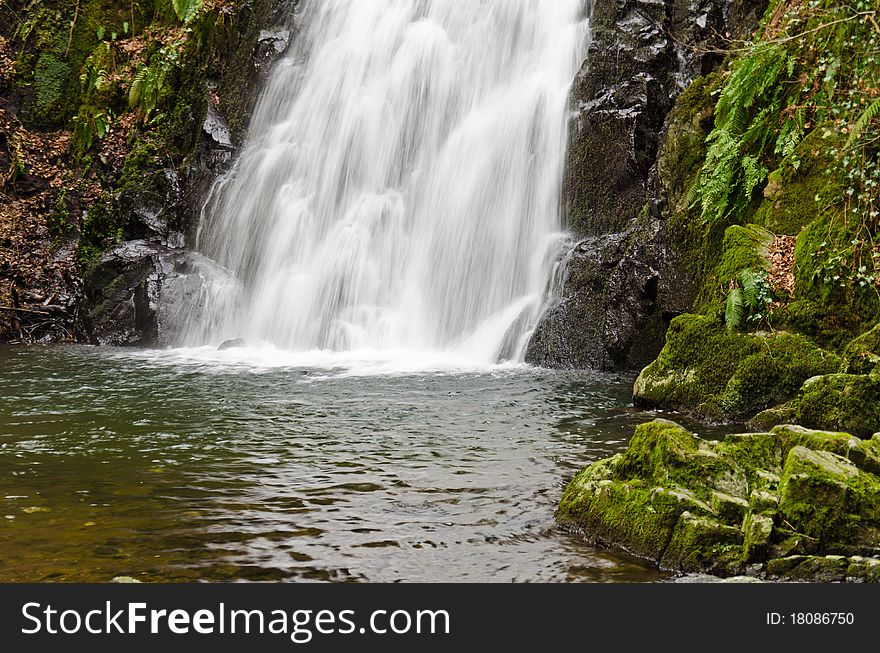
[660,0,880,348]
[1,0,277,270]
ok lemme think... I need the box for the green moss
[558,419,880,577]
[716,432,783,481]
[77,193,120,269]
[33,53,70,121]
[777,445,880,554]
[633,313,841,419]
[791,374,880,439]
[753,130,843,235]
[721,331,841,413]
[766,555,850,582]
[660,512,744,574]
[657,73,721,212]
[716,225,773,286]
[772,424,880,476]
[748,404,797,431]
[843,323,880,375]
[788,211,880,344]
[741,511,775,562]
[557,466,690,562]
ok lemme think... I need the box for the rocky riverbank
[558,419,880,581]
[553,0,880,579]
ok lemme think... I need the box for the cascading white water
[186,0,589,364]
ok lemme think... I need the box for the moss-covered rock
[557,419,880,579]
[633,313,841,420]
[844,323,880,375]
[755,375,880,439]
[791,374,880,439]
[696,224,774,309]
[754,130,843,236]
[766,555,850,582]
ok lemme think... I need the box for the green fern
[724,268,773,331]
[171,0,203,24]
[845,97,880,149]
[696,43,795,225]
[725,288,744,330]
[128,43,183,122]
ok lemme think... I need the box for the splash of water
[186,0,589,364]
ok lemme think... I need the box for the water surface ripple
[0,345,715,582]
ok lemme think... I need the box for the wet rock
[526,233,662,370]
[846,556,880,583]
[117,166,185,245]
[557,419,880,580]
[218,338,246,350]
[254,27,291,72]
[563,0,765,237]
[85,242,216,347]
[202,105,233,148]
[110,576,142,583]
[526,221,693,370]
[85,240,162,346]
[539,0,766,370]
[766,555,849,582]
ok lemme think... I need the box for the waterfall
[185,0,589,364]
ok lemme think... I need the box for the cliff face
[0,0,295,344]
[535,0,880,434]
[526,0,768,370]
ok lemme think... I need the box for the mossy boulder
[633,314,841,420]
[776,445,880,554]
[557,419,880,579]
[696,224,773,309]
[793,374,880,439]
[843,323,880,375]
[752,375,880,439]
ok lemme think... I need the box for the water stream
[0,345,697,582]
[188,0,589,363]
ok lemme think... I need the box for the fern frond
[738,269,760,308]
[725,288,744,330]
[129,66,147,108]
[171,0,203,24]
[846,97,880,149]
[741,155,769,199]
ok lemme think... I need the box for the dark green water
[0,345,722,582]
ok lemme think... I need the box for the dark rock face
[529,0,767,370]
[86,241,162,346]
[564,0,765,236]
[86,241,220,347]
[83,1,297,346]
[254,28,292,73]
[526,223,692,370]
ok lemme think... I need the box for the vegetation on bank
[557,419,880,581]
[639,0,880,428]
[564,0,880,578]
[0,0,278,341]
